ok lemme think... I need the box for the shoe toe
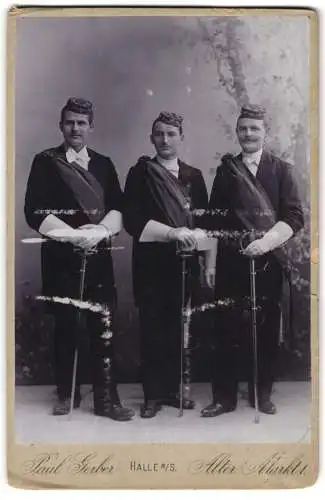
[112,405,135,420]
[200,403,220,417]
[200,403,235,417]
[140,402,161,418]
[52,401,70,416]
[260,401,277,415]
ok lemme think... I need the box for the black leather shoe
[94,402,135,421]
[259,400,277,415]
[162,397,196,410]
[200,402,236,417]
[114,402,135,418]
[52,395,81,416]
[249,399,277,414]
[140,401,162,418]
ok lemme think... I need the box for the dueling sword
[178,248,194,418]
[22,235,119,417]
[249,256,260,424]
[69,251,87,417]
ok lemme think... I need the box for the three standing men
[25,100,303,420]
[24,98,134,421]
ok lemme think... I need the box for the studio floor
[15,382,312,444]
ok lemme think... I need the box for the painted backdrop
[15,15,311,383]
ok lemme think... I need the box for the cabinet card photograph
[7,6,318,489]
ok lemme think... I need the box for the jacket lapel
[85,147,94,174]
[178,160,194,207]
[255,150,279,209]
[256,150,273,184]
[178,160,191,185]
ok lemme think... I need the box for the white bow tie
[66,148,89,169]
[75,156,88,169]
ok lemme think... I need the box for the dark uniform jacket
[24,144,123,303]
[123,158,208,306]
[209,150,304,299]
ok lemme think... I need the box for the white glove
[168,227,197,251]
[241,238,269,257]
[204,268,216,288]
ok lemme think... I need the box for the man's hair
[152,111,184,135]
[60,97,94,125]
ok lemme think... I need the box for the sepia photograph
[8,6,318,489]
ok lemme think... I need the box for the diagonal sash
[222,154,291,272]
[44,150,106,224]
[141,156,194,229]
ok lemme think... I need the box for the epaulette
[221,153,234,162]
[138,155,151,162]
[39,148,56,159]
[135,155,151,167]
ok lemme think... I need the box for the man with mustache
[123,111,211,418]
[24,97,134,421]
[202,104,304,417]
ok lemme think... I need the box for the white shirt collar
[242,149,263,177]
[65,146,90,169]
[242,148,263,166]
[156,155,179,177]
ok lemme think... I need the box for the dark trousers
[138,296,184,402]
[211,299,281,406]
[49,250,119,406]
[53,303,118,402]
[211,255,282,406]
[136,251,199,403]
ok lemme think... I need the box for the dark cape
[24,144,123,305]
[123,156,208,306]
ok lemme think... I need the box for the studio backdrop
[15,15,311,384]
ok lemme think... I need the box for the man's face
[150,121,183,160]
[60,110,93,151]
[236,117,266,154]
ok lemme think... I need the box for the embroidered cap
[61,97,94,124]
[64,97,93,114]
[152,111,184,133]
[238,104,266,121]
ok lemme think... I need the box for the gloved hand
[241,238,269,257]
[76,224,111,251]
[167,227,197,251]
[204,267,216,288]
[49,225,110,251]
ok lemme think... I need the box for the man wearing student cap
[24,97,134,421]
[202,104,304,417]
[123,111,212,418]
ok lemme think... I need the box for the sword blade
[250,258,260,424]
